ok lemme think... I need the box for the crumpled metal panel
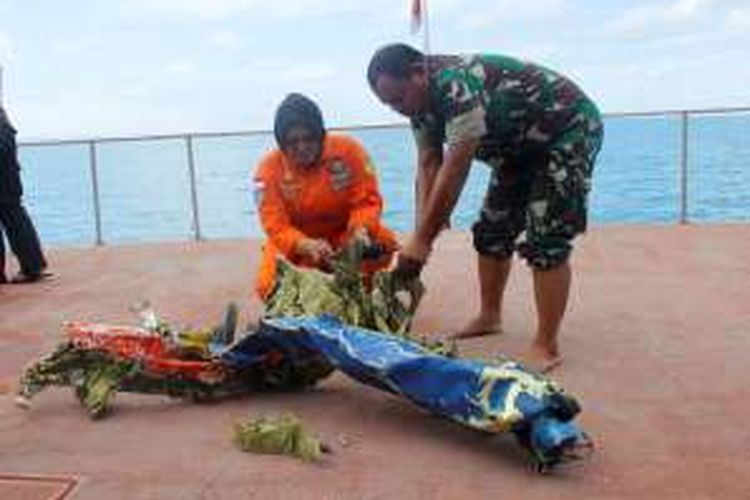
[225,315,589,469]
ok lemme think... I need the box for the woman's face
[283,125,322,167]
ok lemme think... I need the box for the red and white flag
[410,0,423,33]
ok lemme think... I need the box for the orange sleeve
[343,138,385,234]
[254,153,306,256]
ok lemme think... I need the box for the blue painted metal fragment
[222,314,590,469]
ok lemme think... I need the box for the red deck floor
[1,225,749,499]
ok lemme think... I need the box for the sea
[16,112,750,248]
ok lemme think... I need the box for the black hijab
[273,93,325,148]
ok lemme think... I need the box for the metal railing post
[88,141,104,245]
[14,105,750,245]
[679,111,689,224]
[185,134,202,241]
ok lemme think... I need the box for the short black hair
[367,43,424,89]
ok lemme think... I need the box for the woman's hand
[297,238,334,263]
[349,226,372,247]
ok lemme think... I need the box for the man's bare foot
[450,314,503,340]
[522,343,563,374]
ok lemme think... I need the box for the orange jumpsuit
[253,134,398,299]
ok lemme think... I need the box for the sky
[1,0,749,139]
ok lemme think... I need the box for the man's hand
[393,236,431,280]
[297,238,334,263]
[393,254,424,281]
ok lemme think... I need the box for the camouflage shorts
[472,104,603,270]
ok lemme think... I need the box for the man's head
[274,93,325,167]
[367,44,429,117]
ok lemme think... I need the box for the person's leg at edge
[0,203,48,281]
[524,99,602,372]
[519,133,595,371]
[455,160,528,340]
[0,224,6,283]
[528,260,570,370]
[454,254,510,339]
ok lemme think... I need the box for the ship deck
[1,225,749,499]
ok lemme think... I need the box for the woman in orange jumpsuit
[254,93,398,299]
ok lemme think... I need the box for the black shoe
[10,270,54,284]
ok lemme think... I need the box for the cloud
[124,0,261,19]
[206,30,243,51]
[164,60,197,76]
[0,30,15,62]
[278,62,336,81]
[668,0,710,17]
[459,0,566,29]
[50,33,104,57]
[727,8,750,30]
[123,0,368,20]
[222,53,339,80]
[8,0,750,138]
[608,0,713,34]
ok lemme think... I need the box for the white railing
[18,106,750,245]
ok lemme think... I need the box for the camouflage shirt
[411,54,599,169]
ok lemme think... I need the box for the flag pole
[421,0,431,56]
[411,0,432,55]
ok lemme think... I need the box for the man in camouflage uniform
[367,44,603,372]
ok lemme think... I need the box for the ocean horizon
[15,112,750,248]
